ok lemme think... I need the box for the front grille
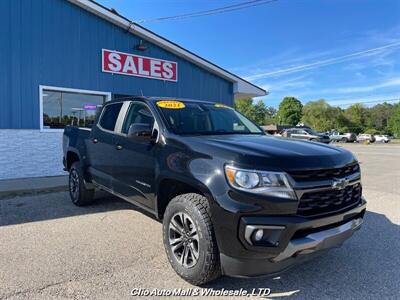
[297,183,362,217]
[287,163,360,182]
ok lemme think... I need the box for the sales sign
[102,49,178,82]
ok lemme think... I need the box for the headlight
[234,170,260,189]
[225,165,296,199]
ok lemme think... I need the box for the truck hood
[181,134,356,171]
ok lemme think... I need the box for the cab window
[98,102,123,131]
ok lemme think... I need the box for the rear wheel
[340,137,348,143]
[69,161,95,206]
[163,193,221,285]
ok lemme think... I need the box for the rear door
[86,102,124,188]
[112,101,157,209]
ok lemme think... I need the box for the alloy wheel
[168,212,200,268]
[69,169,79,200]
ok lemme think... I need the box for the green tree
[365,102,394,134]
[388,104,400,138]
[264,106,277,124]
[344,104,367,134]
[364,128,380,135]
[235,98,254,117]
[235,98,276,125]
[301,99,348,132]
[277,97,303,126]
[252,100,268,125]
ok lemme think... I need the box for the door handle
[116,144,123,150]
[92,138,98,144]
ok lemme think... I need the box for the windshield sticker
[157,100,186,109]
[214,103,232,109]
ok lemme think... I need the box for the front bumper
[272,217,362,262]
[219,199,366,277]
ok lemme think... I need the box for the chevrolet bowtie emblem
[332,178,350,190]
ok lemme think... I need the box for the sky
[98,0,400,108]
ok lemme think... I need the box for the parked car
[282,128,331,143]
[357,134,376,143]
[63,97,366,284]
[329,132,357,143]
[374,135,391,143]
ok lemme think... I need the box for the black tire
[341,137,348,143]
[162,193,221,285]
[69,161,95,206]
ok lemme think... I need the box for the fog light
[244,225,286,246]
[254,229,264,241]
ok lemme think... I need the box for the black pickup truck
[63,97,366,285]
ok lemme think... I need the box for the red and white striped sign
[102,49,178,82]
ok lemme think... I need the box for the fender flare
[65,147,82,170]
[155,174,215,218]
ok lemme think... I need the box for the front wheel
[163,193,221,285]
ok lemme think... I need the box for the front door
[112,101,157,210]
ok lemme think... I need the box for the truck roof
[106,96,221,106]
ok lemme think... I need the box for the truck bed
[63,126,92,166]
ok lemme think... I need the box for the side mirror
[127,123,152,142]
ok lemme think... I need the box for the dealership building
[0,0,266,180]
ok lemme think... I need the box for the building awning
[68,0,267,99]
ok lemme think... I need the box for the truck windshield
[157,102,263,135]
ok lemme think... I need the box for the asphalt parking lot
[0,143,399,299]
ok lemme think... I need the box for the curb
[0,176,68,200]
[0,186,68,200]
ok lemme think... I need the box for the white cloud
[261,75,313,93]
[324,94,400,107]
[244,41,400,81]
[316,78,400,95]
[341,48,397,72]
[231,48,335,75]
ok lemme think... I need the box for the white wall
[0,130,67,180]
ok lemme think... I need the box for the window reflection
[43,90,105,129]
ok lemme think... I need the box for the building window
[40,86,111,130]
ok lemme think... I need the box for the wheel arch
[156,177,214,220]
[65,149,81,171]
